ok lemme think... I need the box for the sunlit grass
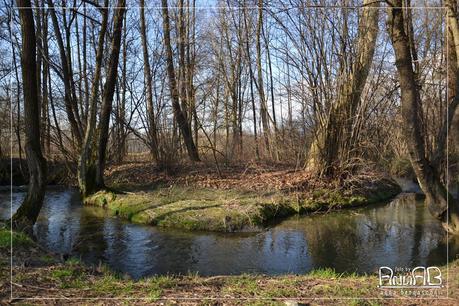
[0,227,33,249]
[307,267,341,278]
[83,182,399,233]
[7,256,456,301]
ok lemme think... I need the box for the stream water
[1,186,457,279]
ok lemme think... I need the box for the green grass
[0,228,11,248]
[8,257,457,301]
[219,270,371,299]
[51,266,85,289]
[147,275,177,289]
[51,267,74,279]
[306,268,360,279]
[307,267,342,278]
[263,278,301,298]
[0,227,34,249]
[66,256,82,265]
[222,275,260,296]
[93,274,120,293]
[39,255,56,264]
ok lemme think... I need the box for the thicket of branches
[0,1,450,173]
[2,0,458,232]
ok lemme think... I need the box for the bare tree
[306,0,380,176]
[387,0,459,234]
[94,0,127,189]
[140,0,160,162]
[447,0,459,186]
[12,0,47,233]
[161,0,200,161]
[47,0,83,148]
[77,0,109,197]
[256,0,271,153]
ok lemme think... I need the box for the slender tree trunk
[263,21,279,161]
[161,0,200,161]
[286,42,292,129]
[262,17,277,131]
[12,0,47,234]
[140,0,159,162]
[75,5,85,128]
[118,14,127,163]
[33,0,42,142]
[63,8,83,136]
[190,0,198,147]
[40,3,49,156]
[243,4,259,159]
[9,18,25,177]
[256,0,270,153]
[387,0,459,234]
[83,1,89,121]
[94,0,126,189]
[48,65,65,158]
[47,0,82,147]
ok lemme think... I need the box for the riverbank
[84,162,401,232]
[1,226,456,305]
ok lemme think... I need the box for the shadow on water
[1,186,457,279]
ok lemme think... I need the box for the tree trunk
[243,3,259,159]
[12,0,47,234]
[140,0,159,162]
[387,0,459,234]
[447,0,459,188]
[306,0,380,176]
[10,16,26,178]
[83,1,89,121]
[47,0,82,148]
[77,0,109,197]
[189,0,198,148]
[256,0,271,153]
[40,3,49,156]
[117,14,127,163]
[161,0,200,161]
[94,0,126,189]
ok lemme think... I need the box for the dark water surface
[1,187,457,279]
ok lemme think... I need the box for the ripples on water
[1,187,456,279]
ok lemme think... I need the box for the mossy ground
[84,177,400,232]
[85,187,297,231]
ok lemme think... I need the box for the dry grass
[3,251,458,305]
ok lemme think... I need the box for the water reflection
[1,187,456,279]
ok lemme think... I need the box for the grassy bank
[84,175,401,232]
[1,227,456,305]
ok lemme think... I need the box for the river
[1,186,456,279]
